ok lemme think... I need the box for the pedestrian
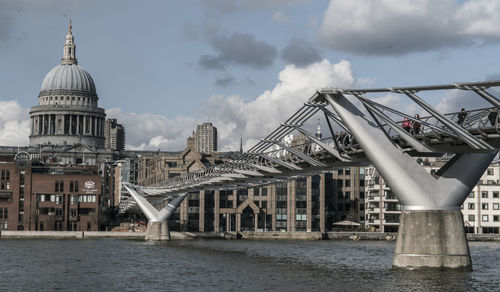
[412,114,421,135]
[488,108,498,126]
[402,117,411,132]
[457,108,467,126]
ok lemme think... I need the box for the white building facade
[365,162,500,234]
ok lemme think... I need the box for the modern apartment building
[104,119,125,151]
[365,161,500,234]
[194,123,217,154]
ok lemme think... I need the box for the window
[468,192,475,198]
[55,181,59,192]
[1,169,4,180]
[345,180,351,187]
[359,168,365,175]
[482,191,488,198]
[482,203,488,210]
[468,203,475,210]
[75,181,78,192]
[468,215,475,222]
[262,201,267,209]
[359,180,365,187]
[60,181,64,192]
[261,188,267,196]
[494,215,499,222]
[487,168,494,175]
[360,191,365,199]
[494,203,499,210]
[494,192,499,198]
[482,215,489,222]
[345,168,351,175]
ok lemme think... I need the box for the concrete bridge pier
[394,210,471,270]
[325,92,497,270]
[123,183,188,241]
[146,221,170,241]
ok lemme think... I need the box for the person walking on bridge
[457,108,467,126]
[412,114,421,135]
[402,118,411,132]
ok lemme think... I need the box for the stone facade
[29,21,105,147]
[0,154,105,231]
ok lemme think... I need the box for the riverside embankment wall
[0,231,499,241]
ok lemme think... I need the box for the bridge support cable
[123,183,188,241]
[453,83,500,109]
[321,109,344,154]
[324,92,497,270]
[399,90,494,150]
[293,126,350,162]
[362,99,458,138]
[354,94,432,153]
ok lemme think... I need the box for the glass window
[359,168,365,175]
[482,203,488,210]
[55,181,59,192]
[345,180,350,187]
[494,192,499,198]
[345,168,351,175]
[468,215,475,222]
[487,168,494,175]
[494,203,499,210]
[482,191,488,198]
[494,215,499,222]
[482,215,489,222]
[468,203,475,210]
[468,192,475,198]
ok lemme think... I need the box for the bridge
[123,80,500,270]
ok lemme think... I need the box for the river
[0,239,499,291]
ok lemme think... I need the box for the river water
[0,239,499,291]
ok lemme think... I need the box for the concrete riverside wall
[393,210,472,271]
[1,230,499,241]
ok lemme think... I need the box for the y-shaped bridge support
[325,93,497,270]
[123,184,188,241]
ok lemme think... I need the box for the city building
[29,20,106,148]
[104,119,125,151]
[194,123,217,154]
[364,161,500,234]
[0,153,103,231]
[133,168,365,232]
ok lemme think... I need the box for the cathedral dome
[41,64,96,93]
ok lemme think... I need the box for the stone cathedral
[29,20,106,147]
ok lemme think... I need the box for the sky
[1,0,500,151]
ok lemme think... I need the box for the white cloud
[106,108,196,151]
[0,100,30,146]
[272,11,291,23]
[435,89,490,114]
[200,59,356,151]
[0,59,359,152]
[318,0,500,55]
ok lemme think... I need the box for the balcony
[366,219,380,225]
[0,190,13,202]
[366,207,380,213]
[366,195,380,202]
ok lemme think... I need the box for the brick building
[0,152,104,231]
